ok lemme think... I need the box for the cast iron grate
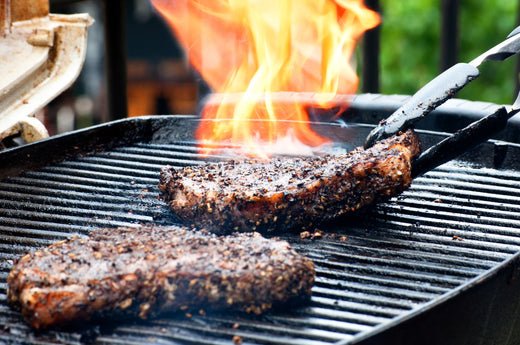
[0,136,519,344]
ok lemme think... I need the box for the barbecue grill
[2,93,520,345]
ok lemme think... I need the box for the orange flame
[151,0,380,158]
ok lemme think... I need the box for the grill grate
[2,121,520,344]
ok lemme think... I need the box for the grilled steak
[7,225,314,330]
[159,129,421,234]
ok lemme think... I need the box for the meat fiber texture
[7,225,314,330]
[159,130,421,234]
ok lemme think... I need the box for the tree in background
[378,0,518,105]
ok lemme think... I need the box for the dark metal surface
[411,105,516,177]
[2,95,520,344]
[440,0,459,72]
[102,0,128,120]
[361,0,380,93]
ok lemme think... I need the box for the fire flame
[151,0,380,158]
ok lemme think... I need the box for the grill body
[2,95,520,344]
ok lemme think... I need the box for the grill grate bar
[301,241,484,281]
[14,173,151,191]
[33,166,158,185]
[288,307,389,327]
[0,226,73,240]
[0,323,82,345]
[324,234,508,263]
[398,190,520,215]
[313,271,451,295]
[92,151,203,169]
[0,212,148,229]
[375,208,520,247]
[382,204,520,237]
[0,189,159,215]
[96,336,231,345]
[313,262,465,288]
[362,217,520,254]
[425,168,520,185]
[114,144,208,158]
[1,283,8,295]
[201,310,387,333]
[309,250,480,283]
[309,296,404,318]
[0,217,134,235]
[313,277,442,302]
[409,182,520,206]
[75,156,171,173]
[0,235,54,248]
[0,243,57,257]
[55,160,160,179]
[267,315,372,336]
[134,142,204,153]
[0,204,152,224]
[135,141,242,156]
[395,197,520,222]
[310,286,418,310]
[109,321,342,345]
[309,239,496,270]
[412,178,520,203]
[0,184,144,205]
[0,179,148,201]
[308,262,464,294]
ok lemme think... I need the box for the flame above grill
[151,0,380,158]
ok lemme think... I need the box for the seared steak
[159,129,421,234]
[8,225,314,329]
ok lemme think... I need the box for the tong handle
[364,63,480,149]
[411,106,513,178]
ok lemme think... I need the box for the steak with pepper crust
[7,225,314,329]
[159,129,421,234]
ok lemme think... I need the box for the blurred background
[44,0,520,136]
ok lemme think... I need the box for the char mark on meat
[7,225,314,330]
[159,129,421,234]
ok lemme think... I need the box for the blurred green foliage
[376,0,518,105]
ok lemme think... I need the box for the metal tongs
[364,27,520,177]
